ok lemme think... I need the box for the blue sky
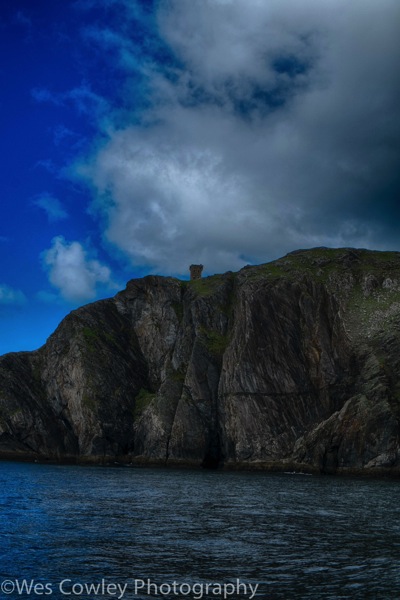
[0,0,399,355]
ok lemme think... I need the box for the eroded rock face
[1,248,400,474]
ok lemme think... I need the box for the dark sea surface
[0,461,399,600]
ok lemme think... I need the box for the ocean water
[0,461,399,600]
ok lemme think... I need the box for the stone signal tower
[190,264,203,280]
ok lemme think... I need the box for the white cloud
[34,194,69,222]
[0,285,26,306]
[77,0,400,274]
[42,236,112,302]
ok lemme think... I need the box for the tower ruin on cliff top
[190,264,203,280]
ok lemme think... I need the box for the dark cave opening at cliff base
[201,454,221,469]
[201,435,223,469]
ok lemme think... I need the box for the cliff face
[1,248,400,474]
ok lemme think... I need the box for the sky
[0,0,399,355]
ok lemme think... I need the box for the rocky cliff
[1,248,400,475]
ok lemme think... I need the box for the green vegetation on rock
[134,388,156,419]
[170,368,186,383]
[82,325,122,354]
[82,327,99,352]
[200,327,229,358]
[188,274,226,297]
[82,392,96,412]
[171,301,184,322]
[244,262,288,280]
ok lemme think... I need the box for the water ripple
[1,463,399,599]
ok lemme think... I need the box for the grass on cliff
[243,248,400,289]
[244,262,288,280]
[133,388,156,419]
[253,248,344,282]
[185,274,229,297]
[81,326,125,355]
[346,286,400,339]
[171,301,184,322]
[170,367,186,383]
[185,249,400,297]
[199,327,229,358]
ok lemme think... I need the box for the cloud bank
[77,0,400,274]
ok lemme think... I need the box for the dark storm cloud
[77,0,400,274]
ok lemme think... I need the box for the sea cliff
[1,248,400,475]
